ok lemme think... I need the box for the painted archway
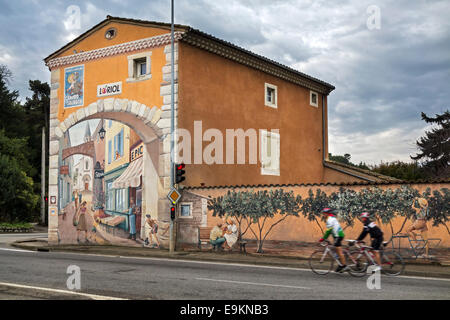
[48,97,175,247]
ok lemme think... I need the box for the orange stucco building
[44,16,400,247]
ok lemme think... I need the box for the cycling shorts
[334,236,343,247]
[371,236,383,251]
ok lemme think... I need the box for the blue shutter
[120,128,124,156]
[108,140,112,164]
[114,134,118,159]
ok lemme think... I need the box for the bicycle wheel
[309,250,334,275]
[347,250,370,277]
[381,250,405,276]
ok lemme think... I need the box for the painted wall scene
[193,183,449,259]
[57,119,169,247]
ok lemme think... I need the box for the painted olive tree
[299,188,330,233]
[303,186,449,238]
[208,189,302,253]
[208,190,253,242]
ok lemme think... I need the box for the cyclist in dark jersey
[357,212,383,270]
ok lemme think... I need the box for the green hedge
[0,222,34,232]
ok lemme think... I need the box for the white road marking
[196,277,311,289]
[0,282,127,300]
[396,275,450,282]
[0,248,36,253]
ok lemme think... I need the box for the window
[105,28,117,40]
[310,91,318,107]
[264,83,278,108]
[136,58,146,77]
[106,182,114,210]
[115,189,126,212]
[85,160,89,170]
[180,203,193,218]
[127,52,152,82]
[108,120,112,128]
[260,129,280,176]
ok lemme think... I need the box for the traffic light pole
[169,0,176,253]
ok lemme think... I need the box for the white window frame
[179,202,193,219]
[310,90,318,108]
[264,83,278,109]
[260,129,280,176]
[126,51,152,83]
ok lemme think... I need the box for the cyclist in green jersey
[319,208,348,272]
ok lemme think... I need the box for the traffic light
[175,163,186,184]
[170,206,176,220]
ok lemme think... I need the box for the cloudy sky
[1,0,449,165]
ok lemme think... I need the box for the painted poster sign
[64,65,84,108]
[130,142,144,162]
[97,81,122,97]
[60,165,69,175]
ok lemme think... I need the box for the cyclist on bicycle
[319,208,348,272]
[357,212,383,271]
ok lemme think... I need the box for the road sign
[167,188,181,205]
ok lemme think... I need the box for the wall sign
[130,143,144,162]
[60,165,69,175]
[97,81,122,97]
[64,65,84,108]
[50,196,57,205]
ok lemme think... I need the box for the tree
[208,189,302,253]
[0,154,39,222]
[371,161,427,181]
[411,110,450,178]
[328,153,370,170]
[22,80,50,192]
[300,188,330,233]
[0,65,25,138]
[427,188,450,235]
[208,191,253,242]
[0,129,34,177]
[246,189,302,253]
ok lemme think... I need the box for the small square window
[127,52,152,83]
[310,91,318,107]
[135,58,147,77]
[180,203,192,218]
[264,83,278,108]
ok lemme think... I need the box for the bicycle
[347,240,405,276]
[308,240,365,276]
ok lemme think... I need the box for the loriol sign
[97,81,122,97]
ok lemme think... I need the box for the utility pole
[41,126,46,225]
[169,0,176,253]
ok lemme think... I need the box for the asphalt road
[0,243,449,300]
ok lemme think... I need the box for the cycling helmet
[360,212,370,219]
[322,208,337,215]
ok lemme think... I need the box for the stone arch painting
[49,98,175,248]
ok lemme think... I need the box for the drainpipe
[322,94,326,163]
